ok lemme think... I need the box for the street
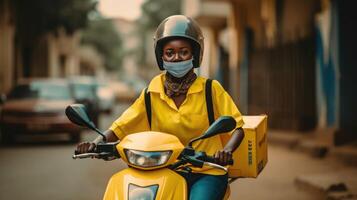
[0,103,348,200]
[1,0,357,199]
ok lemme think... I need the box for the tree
[11,0,97,77]
[135,0,182,66]
[81,18,123,71]
[13,0,97,46]
[138,0,182,30]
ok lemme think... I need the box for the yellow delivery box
[226,115,268,178]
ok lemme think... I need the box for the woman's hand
[75,130,119,155]
[214,149,233,166]
[75,142,96,154]
[213,128,244,166]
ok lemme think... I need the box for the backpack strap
[205,79,215,125]
[144,87,151,129]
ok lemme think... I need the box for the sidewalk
[268,130,357,200]
[268,129,357,163]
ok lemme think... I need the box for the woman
[76,15,245,200]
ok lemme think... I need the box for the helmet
[154,15,204,70]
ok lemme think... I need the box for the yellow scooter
[66,104,236,200]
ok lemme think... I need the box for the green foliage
[136,0,182,65]
[11,0,123,71]
[81,19,123,71]
[13,0,97,44]
[138,0,182,30]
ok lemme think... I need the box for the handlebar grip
[74,145,96,155]
[204,155,234,165]
[74,150,95,155]
[72,153,97,159]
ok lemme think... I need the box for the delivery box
[225,115,268,178]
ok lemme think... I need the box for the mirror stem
[93,127,107,142]
[188,138,200,147]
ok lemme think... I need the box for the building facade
[0,0,15,94]
[183,0,357,144]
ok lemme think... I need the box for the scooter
[66,104,237,200]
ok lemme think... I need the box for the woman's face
[162,39,193,62]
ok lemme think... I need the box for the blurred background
[0,0,356,199]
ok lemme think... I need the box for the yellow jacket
[110,73,244,175]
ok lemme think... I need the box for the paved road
[0,103,342,200]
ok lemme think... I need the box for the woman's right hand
[75,142,96,154]
[75,130,118,155]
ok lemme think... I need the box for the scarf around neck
[164,69,197,98]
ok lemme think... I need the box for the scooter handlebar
[73,142,120,160]
[72,152,104,159]
[72,152,118,160]
[200,155,234,166]
[203,162,228,172]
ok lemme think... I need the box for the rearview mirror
[188,116,236,147]
[65,104,107,142]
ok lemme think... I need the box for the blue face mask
[163,58,194,78]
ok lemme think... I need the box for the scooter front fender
[103,168,187,200]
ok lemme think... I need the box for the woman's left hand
[214,149,233,166]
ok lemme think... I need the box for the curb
[294,171,357,200]
[269,131,357,199]
[329,146,357,167]
[268,131,301,149]
[268,131,357,165]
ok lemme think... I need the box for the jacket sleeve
[109,89,150,140]
[211,80,244,131]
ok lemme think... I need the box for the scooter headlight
[124,149,172,168]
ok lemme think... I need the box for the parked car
[121,75,147,99]
[68,76,118,113]
[108,80,137,102]
[68,76,102,125]
[95,80,115,114]
[67,76,99,124]
[0,79,82,144]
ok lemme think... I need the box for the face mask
[163,58,194,78]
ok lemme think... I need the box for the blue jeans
[178,172,228,200]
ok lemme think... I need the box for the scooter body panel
[103,167,187,200]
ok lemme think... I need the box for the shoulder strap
[145,80,214,128]
[205,79,215,125]
[144,87,151,129]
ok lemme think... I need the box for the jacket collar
[147,73,204,95]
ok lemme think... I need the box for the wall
[335,0,357,144]
[0,0,15,93]
[280,0,319,43]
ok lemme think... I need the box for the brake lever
[72,151,119,160]
[203,162,228,172]
[72,152,108,159]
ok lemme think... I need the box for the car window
[34,83,71,100]
[71,84,96,100]
[8,82,71,100]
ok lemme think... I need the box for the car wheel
[69,132,81,143]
